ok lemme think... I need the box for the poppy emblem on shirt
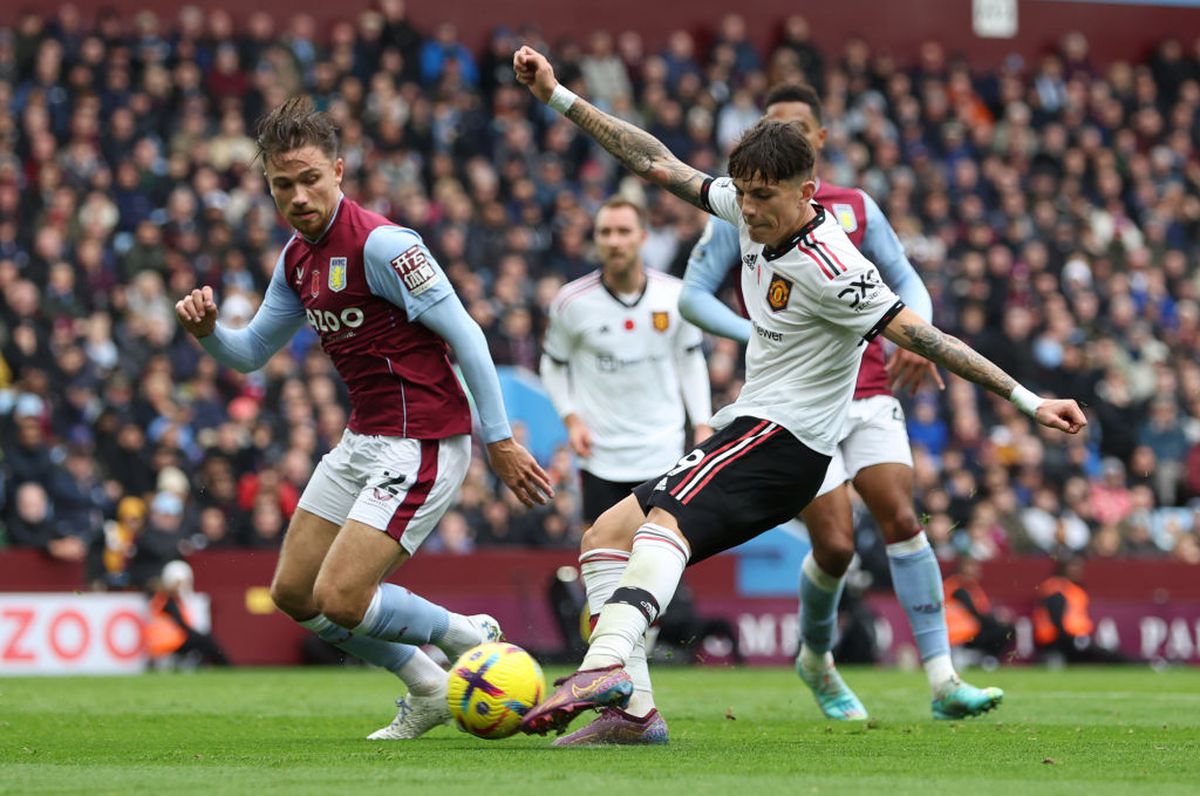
[311,268,321,297]
[328,257,347,292]
[767,273,792,312]
[832,203,858,233]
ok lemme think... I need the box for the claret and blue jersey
[200,195,511,443]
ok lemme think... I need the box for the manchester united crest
[328,257,347,292]
[767,273,792,312]
[652,311,670,332]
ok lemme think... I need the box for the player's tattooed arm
[882,308,1015,398]
[513,45,710,209]
[563,99,711,209]
[882,306,1086,433]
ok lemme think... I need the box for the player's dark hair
[597,196,646,228]
[727,119,815,184]
[763,83,823,124]
[254,95,339,166]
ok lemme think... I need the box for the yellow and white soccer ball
[446,642,545,739]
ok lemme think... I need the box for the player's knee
[270,578,315,621]
[812,538,854,577]
[879,506,922,545]
[580,498,640,553]
[312,577,369,629]
[581,520,620,552]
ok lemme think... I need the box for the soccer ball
[446,642,545,739]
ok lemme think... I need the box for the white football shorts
[296,430,471,554]
[814,394,913,498]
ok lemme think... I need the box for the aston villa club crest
[832,203,858,233]
[328,257,347,292]
[652,311,670,332]
[767,273,792,312]
[310,268,321,297]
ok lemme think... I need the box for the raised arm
[514,46,711,210]
[882,307,1086,434]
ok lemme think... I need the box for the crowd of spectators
[1,5,1199,590]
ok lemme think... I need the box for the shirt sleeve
[539,354,574,419]
[679,218,752,343]
[698,177,742,227]
[540,292,576,364]
[859,191,933,322]
[199,252,306,373]
[362,225,454,320]
[673,317,711,426]
[415,293,513,444]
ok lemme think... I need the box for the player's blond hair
[597,196,646,229]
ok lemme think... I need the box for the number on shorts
[374,472,408,497]
[666,449,705,476]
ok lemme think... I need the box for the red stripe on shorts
[385,439,440,542]
[681,425,781,505]
[669,419,770,499]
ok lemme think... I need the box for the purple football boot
[519,665,633,736]
[551,707,669,746]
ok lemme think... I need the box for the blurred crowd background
[2,5,1200,592]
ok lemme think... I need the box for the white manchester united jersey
[543,269,708,481]
[701,177,905,455]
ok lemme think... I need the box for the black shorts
[633,416,831,564]
[580,470,642,523]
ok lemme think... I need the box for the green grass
[2,666,1198,795]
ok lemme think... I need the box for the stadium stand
[1,7,1199,583]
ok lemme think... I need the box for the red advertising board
[2,549,1198,668]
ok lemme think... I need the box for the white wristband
[1009,384,1043,417]
[547,84,578,115]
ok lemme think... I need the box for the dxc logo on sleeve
[837,270,882,310]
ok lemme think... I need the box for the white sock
[583,523,689,669]
[437,612,486,659]
[798,645,833,675]
[397,647,449,696]
[624,634,655,716]
[579,548,654,715]
[925,653,959,695]
[580,548,630,616]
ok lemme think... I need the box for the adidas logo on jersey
[742,253,757,267]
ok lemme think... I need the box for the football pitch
[3,666,1198,795]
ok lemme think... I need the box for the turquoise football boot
[796,656,869,721]
[931,681,1004,720]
